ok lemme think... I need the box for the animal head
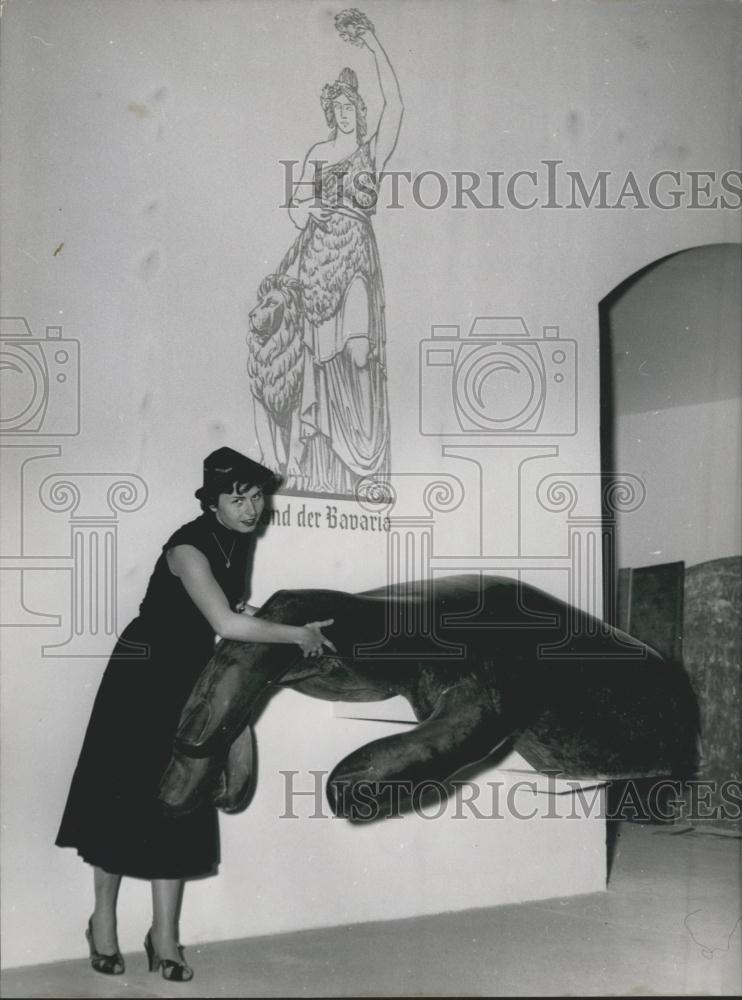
[249,274,303,344]
[246,272,305,424]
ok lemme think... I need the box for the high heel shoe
[85,917,125,975]
[144,930,194,982]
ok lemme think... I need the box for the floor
[2,823,740,998]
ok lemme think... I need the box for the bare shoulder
[166,543,209,577]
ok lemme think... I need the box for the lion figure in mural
[246,272,306,482]
[159,574,699,824]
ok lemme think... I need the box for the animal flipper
[174,638,297,758]
[212,722,257,814]
[158,722,257,817]
[158,750,224,816]
[326,679,513,822]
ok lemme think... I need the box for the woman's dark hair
[196,474,276,513]
[194,447,278,511]
[196,476,279,511]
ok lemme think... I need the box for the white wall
[616,398,742,569]
[1,0,739,968]
[607,244,742,570]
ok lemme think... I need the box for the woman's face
[333,96,357,135]
[212,484,265,533]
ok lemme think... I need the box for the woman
[56,446,335,982]
[287,10,403,495]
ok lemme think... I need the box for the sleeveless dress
[296,140,390,495]
[56,512,251,879]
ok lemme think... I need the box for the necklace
[211,532,236,568]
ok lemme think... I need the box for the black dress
[56,512,251,879]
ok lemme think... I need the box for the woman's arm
[167,544,335,656]
[288,146,332,232]
[364,32,403,172]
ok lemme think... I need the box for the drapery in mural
[246,9,402,497]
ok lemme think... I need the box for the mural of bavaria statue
[246,9,403,497]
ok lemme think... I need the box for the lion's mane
[247,274,305,431]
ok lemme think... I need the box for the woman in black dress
[56,446,335,981]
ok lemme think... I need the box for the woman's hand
[297,619,337,658]
[169,545,332,649]
[236,601,258,616]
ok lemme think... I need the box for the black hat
[195,447,277,504]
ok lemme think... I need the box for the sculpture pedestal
[183,692,607,945]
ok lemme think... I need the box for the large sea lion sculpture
[159,574,697,821]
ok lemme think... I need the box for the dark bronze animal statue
[159,574,697,821]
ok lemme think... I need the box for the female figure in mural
[56,447,335,982]
[288,9,403,495]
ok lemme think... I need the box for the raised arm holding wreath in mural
[248,10,402,496]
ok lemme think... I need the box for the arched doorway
[599,242,741,832]
[600,242,741,598]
